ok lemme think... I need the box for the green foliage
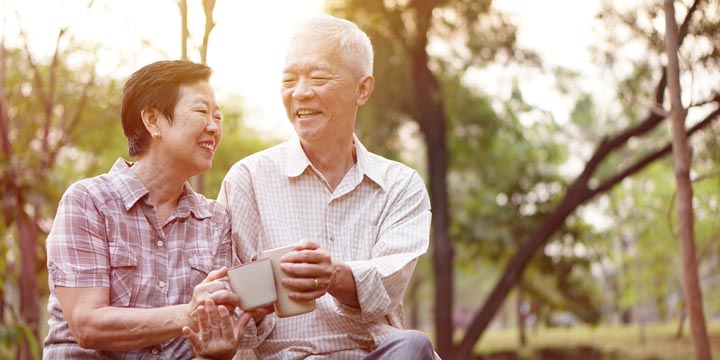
[328,0,609,330]
[0,35,277,356]
[0,324,40,360]
[203,95,280,197]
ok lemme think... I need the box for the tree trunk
[663,1,712,359]
[179,0,189,61]
[636,252,646,346]
[449,2,711,358]
[189,0,217,195]
[409,1,453,355]
[18,209,40,360]
[411,1,454,357]
[200,0,216,65]
[676,299,686,340]
[407,274,420,330]
[5,33,44,360]
[517,287,527,347]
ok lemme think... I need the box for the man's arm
[281,171,431,321]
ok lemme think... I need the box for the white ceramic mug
[260,244,316,317]
[226,258,277,311]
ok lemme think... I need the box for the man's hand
[249,304,275,324]
[278,240,336,300]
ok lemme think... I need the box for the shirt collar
[283,135,387,191]
[108,158,211,219]
[284,135,312,178]
[353,135,387,191]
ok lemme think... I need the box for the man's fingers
[233,312,253,340]
[288,289,325,301]
[254,304,275,316]
[297,240,320,250]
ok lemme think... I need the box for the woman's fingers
[218,305,234,341]
[202,267,228,283]
[197,304,211,340]
[204,299,221,338]
[182,325,201,352]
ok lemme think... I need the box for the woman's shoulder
[60,172,118,206]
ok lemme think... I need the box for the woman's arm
[56,268,239,351]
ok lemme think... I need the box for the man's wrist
[329,261,343,292]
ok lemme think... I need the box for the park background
[1,0,719,359]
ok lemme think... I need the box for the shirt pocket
[187,252,214,288]
[108,245,138,307]
[342,225,378,261]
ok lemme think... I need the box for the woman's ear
[356,75,375,106]
[141,108,161,138]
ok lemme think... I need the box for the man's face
[280,37,360,144]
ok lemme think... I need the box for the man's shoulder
[364,151,420,180]
[230,141,287,169]
[223,141,290,185]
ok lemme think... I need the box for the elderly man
[218,14,436,359]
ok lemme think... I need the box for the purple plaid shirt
[43,158,233,359]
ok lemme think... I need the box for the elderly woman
[43,60,249,359]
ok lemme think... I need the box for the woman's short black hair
[121,60,212,156]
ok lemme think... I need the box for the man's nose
[292,78,314,100]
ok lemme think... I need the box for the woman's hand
[183,299,252,360]
[188,267,241,328]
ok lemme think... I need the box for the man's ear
[356,75,375,106]
[140,108,161,135]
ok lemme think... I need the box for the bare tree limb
[0,34,12,157]
[200,0,216,64]
[453,2,708,355]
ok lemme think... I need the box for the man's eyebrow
[283,63,329,73]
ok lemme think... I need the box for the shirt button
[156,240,164,247]
[159,281,166,288]
[151,348,159,354]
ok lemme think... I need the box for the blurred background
[1,0,719,359]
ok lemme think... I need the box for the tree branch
[455,2,707,355]
[200,0,216,64]
[0,35,12,157]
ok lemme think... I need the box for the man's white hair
[287,13,374,78]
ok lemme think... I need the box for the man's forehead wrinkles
[284,61,330,73]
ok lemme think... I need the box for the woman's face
[155,80,222,177]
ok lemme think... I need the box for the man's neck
[301,138,356,191]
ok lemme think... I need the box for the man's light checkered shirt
[218,135,431,359]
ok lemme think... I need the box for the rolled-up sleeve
[338,171,431,323]
[47,183,111,288]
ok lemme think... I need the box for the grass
[471,322,720,359]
